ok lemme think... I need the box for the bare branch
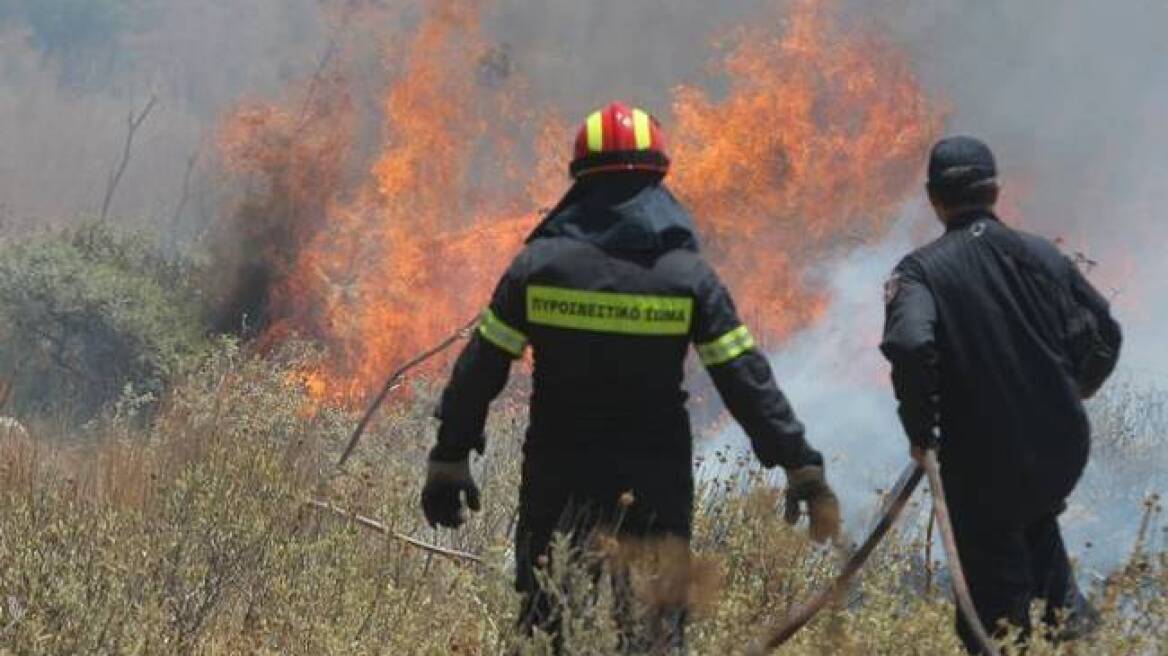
[100,94,159,222]
[0,376,11,413]
[305,499,483,564]
[337,316,477,469]
[297,39,339,127]
[170,140,203,240]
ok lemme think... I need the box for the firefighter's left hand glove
[783,465,841,544]
[421,457,480,529]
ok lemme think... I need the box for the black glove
[421,457,481,529]
[783,465,841,543]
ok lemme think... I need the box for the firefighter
[421,102,840,652]
[881,136,1122,653]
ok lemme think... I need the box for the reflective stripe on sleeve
[478,309,528,357]
[696,325,756,366]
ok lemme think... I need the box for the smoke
[871,1,1168,566]
[0,1,325,231]
[702,203,917,532]
[485,0,770,113]
[748,208,926,532]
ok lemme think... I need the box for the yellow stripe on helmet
[586,111,605,153]
[632,109,652,150]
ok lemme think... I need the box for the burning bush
[213,0,939,404]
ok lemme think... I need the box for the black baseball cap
[927,136,997,190]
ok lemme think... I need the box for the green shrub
[0,223,207,422]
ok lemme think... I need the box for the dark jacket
[433,175,822,476]
[880,212,1121,521]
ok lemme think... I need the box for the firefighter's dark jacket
[881,211,1121,519]
[433,175,821,471]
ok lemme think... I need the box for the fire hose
[921,449,1001,656]
[750,451,1000,656]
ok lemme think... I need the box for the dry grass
[0,342,1163,655]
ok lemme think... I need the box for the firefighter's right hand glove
[421,457,480,529]
[783,465,841,544]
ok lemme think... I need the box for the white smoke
[758,206,928,531]
[702,202,920,534]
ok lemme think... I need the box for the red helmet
[570,102,670,178]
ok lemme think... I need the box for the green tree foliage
[0,224,206,421]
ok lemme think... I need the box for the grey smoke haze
[0,0,770,231]
[487,0,769,112]
[752,208,924,532]
[703,205,914,524]
[0,1,324,229]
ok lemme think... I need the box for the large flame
[219,0,940,403]
[670,1,939,334]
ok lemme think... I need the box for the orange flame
[671,0,939,336]
[219,0,940,403]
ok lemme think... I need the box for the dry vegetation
[0,340,1163,655]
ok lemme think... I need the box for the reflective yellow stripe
[478,309,527,357]
[527,285,692,336]
[697,325,756,366]
[586,111,604,153]
[632,109,652,150]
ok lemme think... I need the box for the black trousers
[513,446,693,654]
[951,508,1098,654]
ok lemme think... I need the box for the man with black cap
[880,136,1122,652]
